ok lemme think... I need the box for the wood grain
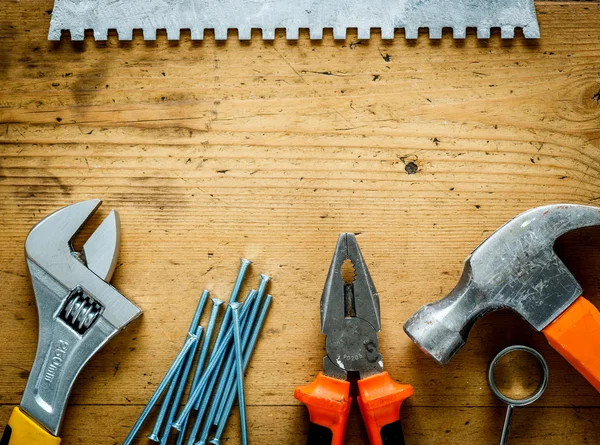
[1,1,600,443]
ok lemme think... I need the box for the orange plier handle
[295,372,413,445]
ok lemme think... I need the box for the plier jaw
[295,233,413,445]
[321,233,383,380]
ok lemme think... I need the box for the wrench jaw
[20,200,142,436]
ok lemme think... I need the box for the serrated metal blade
[48,0,540,41]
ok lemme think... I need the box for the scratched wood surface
[1,1,600,444]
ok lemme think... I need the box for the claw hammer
[404,204,600,391]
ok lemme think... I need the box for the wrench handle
[1,408,61,445]
[357,371,413,445]
[543,296,600,392]
[295,372,351,445]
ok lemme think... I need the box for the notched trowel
[48,0,540,41]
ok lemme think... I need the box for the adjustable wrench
[1,199,142,444]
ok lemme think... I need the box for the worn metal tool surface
[295,233,413,445]
[48,0,540,41]
[404,204,600,392]
[1,200,142,445]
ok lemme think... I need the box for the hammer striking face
[404,204,600,392]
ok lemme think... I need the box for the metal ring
[488,345,549,407]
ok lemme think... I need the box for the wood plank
[1,0,600,444]
[1,405,598,445]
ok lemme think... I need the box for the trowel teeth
[429,28,442,39]
[357,28,370,40]
[501,26,515,39]
[191,28,205,40]
[405,27,419,40]
[215,28,228,40]
[143,27,157,40]
[453,28,466,39]
[239,27,252,40]
[285,28,299,40]
[477,28,491,39]
[167,28,181,40]
[333,27,346,40]
[94,29,108,40]
[118,28,133,40]
[49,26,536,41]
[381,27,394,40]
[70,29,85,41]
[48,21,539,42]
[261,29,276,40]
[309,28,323,40]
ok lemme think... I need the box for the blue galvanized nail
[210,295,273,444]
[213,275,269,425]
[160,323,205,444]
[147,291,209,441]
[173,292,256,429]
[231,258,252,304]
[230,302,248,445]
[186,357,224,445]
[197,293,258,444]
[213,259,251,352]
[197,257,251,410]
[190,298,223,395]
[122,333,198,445]
[175,413,190,445]
[213,286,265,425]
[187,292,257,445]
[209,289,259,425]
[147,363,183,442]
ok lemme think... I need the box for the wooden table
[1,1,600,443]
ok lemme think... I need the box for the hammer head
[403,204,600,364]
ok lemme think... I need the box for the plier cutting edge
[295,233,413,445]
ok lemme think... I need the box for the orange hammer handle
[357,371,413,445]
[543,296,600,392]
[294,372,351,445]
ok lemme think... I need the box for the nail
[256,274,270,301]
[189,292,258,445]
[122,333,198,445]
[173,292,257,430]
[160,324,204,445]
[209,291,258,425]
[197,294,258,444]
[211,295,272,443]
[175,415,189,445]
[190,298,223,395]
[147,292,209,441]
[196,258,251,410]
[214,288,264,425]
[231,258,252,304]
[230,302,248,445]
[186,359,223,445]
[147,360,183,442]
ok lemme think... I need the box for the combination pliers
[295,233,413,445]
